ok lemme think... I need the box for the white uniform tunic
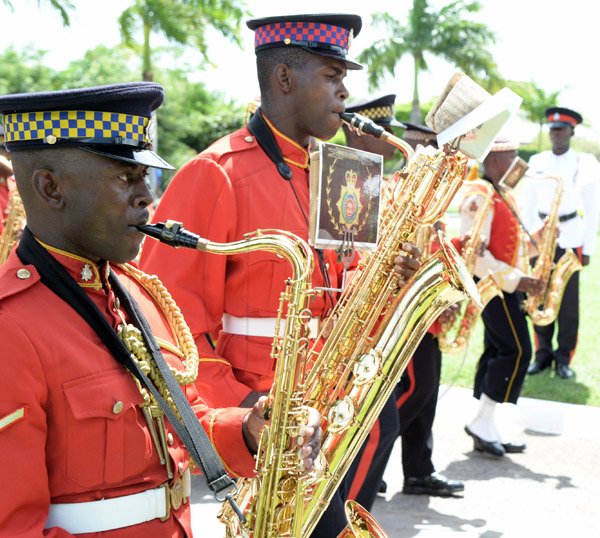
[519,149,600,255]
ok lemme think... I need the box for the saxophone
[0,190,26,264]
[438,180,503,353]
[137,220,316,538]
[523,175,582,326]
[297,113,482,537]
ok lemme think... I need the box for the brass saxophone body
[438,180,503,354]
[0,190,26,264]
[523,176,582,326]
[137,221,316,537]
[297,113,482,536]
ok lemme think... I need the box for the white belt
[222,313,319,339]
[45,469,191,534]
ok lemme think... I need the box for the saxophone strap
[247,107,292,180]
[16,227,244,520]
[489,178,539,250]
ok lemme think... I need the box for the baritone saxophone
[137,220,318,538]
[296,112,482,537]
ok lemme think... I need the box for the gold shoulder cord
[116,263,200,479]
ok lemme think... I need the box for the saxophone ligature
[138,220,319,537]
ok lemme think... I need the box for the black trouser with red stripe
[344,390,399,511]
[475,291,531,404]
[397,332,441,478]
[533,245,581,367]
[345,332,441,509]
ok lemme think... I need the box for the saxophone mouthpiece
[340,112,386,139]
[136,220,205,250]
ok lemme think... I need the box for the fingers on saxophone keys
[402,242,422,261]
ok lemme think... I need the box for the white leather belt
[222,313,319,339]
[45,469,191,533]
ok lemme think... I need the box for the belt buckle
[160,473,190,522]
[160,482,171,522]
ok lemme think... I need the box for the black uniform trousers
[343,392,399,511]
[475,291,532,404]
[397,332,441,478]
[533,245,581,367]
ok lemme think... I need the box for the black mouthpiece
[340,112,386,139]
[136,221,200,249]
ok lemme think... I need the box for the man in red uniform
[140,14,421,535]
[460,139,545,456]
[0,82,321,537]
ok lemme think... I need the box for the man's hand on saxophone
[516,276,544,295]
[242,396,323,472]
[393,242,422,286]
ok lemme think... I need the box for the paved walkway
[190,386,600,536]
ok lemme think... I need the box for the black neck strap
[16,228,244,518]
[247,107,292,180]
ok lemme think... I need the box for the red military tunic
[0,245,255,537]
[459,179,527,293]
[140,117,346,406]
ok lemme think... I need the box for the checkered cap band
[357,105,394,122]
[254,21,350,50]
[403,130,436,143]
[3,110,150,145]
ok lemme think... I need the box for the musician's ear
[274,64,292,94]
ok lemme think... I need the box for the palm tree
[358,0,499,123]
[1,0,73,25]
[509,81,561,151]
[118,0,246,81]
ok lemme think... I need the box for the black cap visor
[80,144,174,170]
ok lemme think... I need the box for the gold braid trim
[115,264,200,419]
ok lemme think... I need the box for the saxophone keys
[353,350,381,385]
[327,396,355,433]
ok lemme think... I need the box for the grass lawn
[440,245,600,407]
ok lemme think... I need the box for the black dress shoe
[555,363,575,379]
[528,361,551,375]
[464,426,505,457]
[403,472,464,497]
[377,479,387,498]
[502,441,526,453]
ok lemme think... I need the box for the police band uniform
[0,83,294,536]
[519,107,600,378]
[461,138,543,456]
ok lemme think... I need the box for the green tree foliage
[118,0,246,81]
[0,45,243,189]
[1,0,73,25]
[507,81,561,151]
[358,0,499,122]
[0,47,56,94]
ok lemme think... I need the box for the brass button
[114,297,120,310]
[45,134,57,145]
[167,432,174,446]
[16,269,31,279]
[112,401,124,414]
[244,135,254,143]
[178,461,185,475]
